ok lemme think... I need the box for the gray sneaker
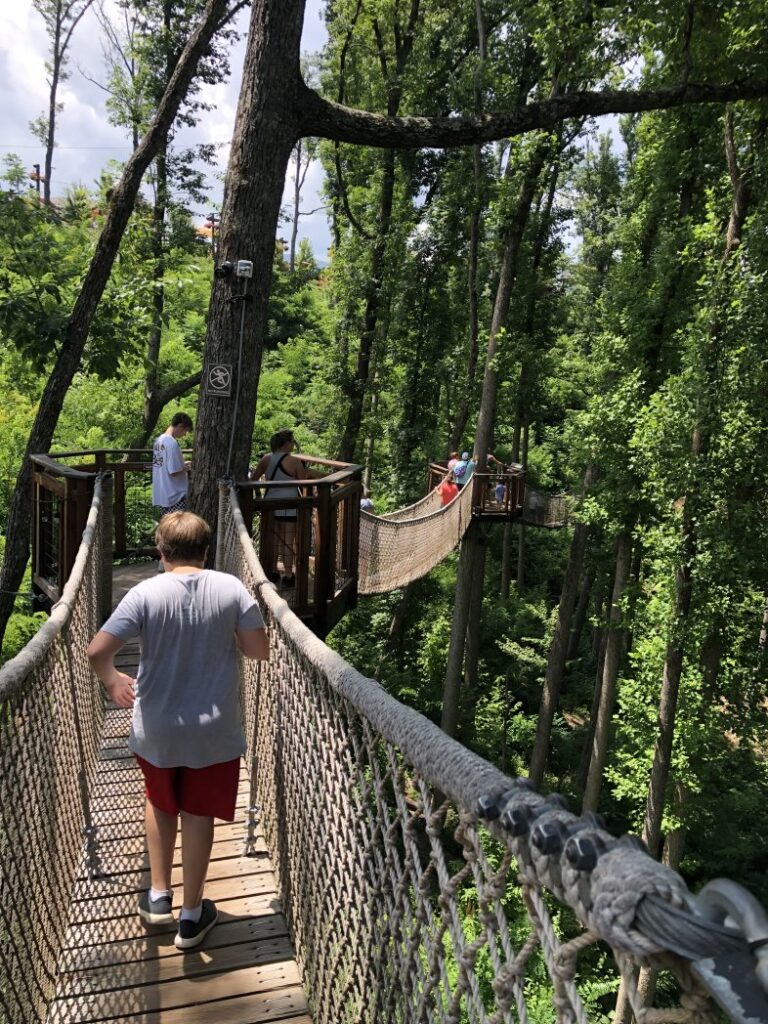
[138,890,174,925]
[175,899,218,950]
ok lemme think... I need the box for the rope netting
[523,487,569,528]
[219,484,761,1024]
[0,478,107,1024]
[359,484,475,594]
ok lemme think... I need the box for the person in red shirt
[437,471,459,506]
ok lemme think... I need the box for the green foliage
[4,4,768,1012]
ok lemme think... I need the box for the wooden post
[313,482,333,636]
[239,484,254,537]
[347,476,360,608]
[113,466,127,559]
[62,475,90,592]
[99,474,114,623]
[294,505,311,610]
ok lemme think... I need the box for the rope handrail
[218,483,768,1024]
[0,477,107,1024]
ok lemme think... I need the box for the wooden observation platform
[30,450,362,638]
[426,461,568,527]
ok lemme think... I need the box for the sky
[0,0,332,258]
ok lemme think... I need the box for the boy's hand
[106,672,136,708]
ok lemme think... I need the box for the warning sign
[206,364,232,397]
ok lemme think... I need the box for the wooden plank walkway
[48,563,310,1024]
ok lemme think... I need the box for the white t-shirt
[101,570,265,768]
[152,432,187,507]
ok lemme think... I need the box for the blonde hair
[155,511,210,563]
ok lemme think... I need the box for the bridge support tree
[0,0,242,650]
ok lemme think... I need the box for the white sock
[149,887,172,902]
[180,904,202,923]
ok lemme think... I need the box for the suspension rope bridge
[2,472,767,1024]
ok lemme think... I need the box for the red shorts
[135,755,240,821]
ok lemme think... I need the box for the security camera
[236,260,253,278]
[214,260,234,279]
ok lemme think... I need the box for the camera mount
[214,259,254,280]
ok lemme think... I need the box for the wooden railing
[237,454,363,637]
[30,450,362,635]
[426,461,527,518]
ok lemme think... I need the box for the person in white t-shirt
[152,413,193,514]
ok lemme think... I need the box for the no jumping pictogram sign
[206,364,232,396]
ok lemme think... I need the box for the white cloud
[0,0,331,253]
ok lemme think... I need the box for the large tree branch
[299,79,768,148]
[157,371,203,405]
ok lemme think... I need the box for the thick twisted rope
[0,478,106,1024]
[220,486,751,1024]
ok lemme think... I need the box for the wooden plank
[89,793,249,828]
[58,913,290,974]
[66,870,278,927]
[58,933,296,999]
[77,836,267,883]
[72,849,272,901]
[129,988,311,1024]
[61,891,284,953]
[85,802,250,843]
[49,962,304,1023]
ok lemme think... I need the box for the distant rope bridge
[358,484,474,593]
[358,476,568,594]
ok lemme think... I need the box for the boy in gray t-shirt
[88,512,268,950]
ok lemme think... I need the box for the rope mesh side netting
[523,487,569,528]
[358,484,475,594]
[219,485,768,1024]
[0,479,106,1024]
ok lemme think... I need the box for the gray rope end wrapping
[477,781,768,969]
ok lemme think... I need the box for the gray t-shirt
[101,570,265,769]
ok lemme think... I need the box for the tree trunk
[500,408,523,598]
[473,140,550,463]
[363,382,379,494]
[0,0,236,650]
[582,530,632,812]
[461,529,488,745]
[450,0,487,450]
[441,522,484,737]
[515,420,529,593]
[289,138,303,272]
[376,579,417,677]
[568,566,595,663]
[642,519,694,858]
[500,520,514,599]
[187,0,306,538]
[441,137,548,736]
[337,3,421,462]
[44,27,62,206]
[529,463,596,787]
[576,624,607,792]
[755,594,768,677]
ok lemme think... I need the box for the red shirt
[437,480,459,505]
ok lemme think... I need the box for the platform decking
[47,563,310,1024]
